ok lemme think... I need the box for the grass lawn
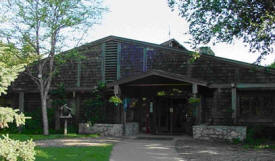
[242,143,275,150]
[0,133,99,141]
[232,138,275,150]
[35,145,113,161]
[243,144,275,149]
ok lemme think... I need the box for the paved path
[110,136,183,161]
[176,136,275,161]
[35,135,275,161]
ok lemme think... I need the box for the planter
[193,125,247,141]
[79,122,139,136]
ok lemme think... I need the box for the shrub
[21,107,57,134]
[0,108,26,128]
[232,138,241,144]
[82,82,108,124]
[0,135,35,161]
[0,107,36,161]
[245,126,269,145]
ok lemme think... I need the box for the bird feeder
[59,104,72,135]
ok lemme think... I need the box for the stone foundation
[79,122,139,136]
[193,125,246,141]
[125,122,139,136]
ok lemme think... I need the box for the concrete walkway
[176,136,275,161]
[110,136,183,161]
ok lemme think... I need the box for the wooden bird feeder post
[59,104,72,135]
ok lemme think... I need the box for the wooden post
[192,84,198,96]
[19,92,24,112]
[114,85,121,123]
[123,107,126,135]
[231,83,237,124]
[192,83,200,124]
[64,119,67,135]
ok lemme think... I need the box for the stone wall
[79,122,139,136]
[125,122,139,136]
[193,125,246,141]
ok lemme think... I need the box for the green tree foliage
[0,43,36,161]
[83,82,108,124]
[0,0,107,135]
[198,46,215,56]
[269,62,275,68]
[168,0,275,62]
[0,108,26,129]
[0,42,36,95]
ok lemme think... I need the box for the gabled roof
[78,35,190,53]
[107,70,208,87]
[76,35,275,75]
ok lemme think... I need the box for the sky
[83,0,274,66]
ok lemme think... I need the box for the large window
[104,41,118,83]
[239,91,275,119]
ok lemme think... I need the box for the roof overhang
[107,70,208,88]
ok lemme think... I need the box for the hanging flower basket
[188,97,200,106]
[109,96,122,106]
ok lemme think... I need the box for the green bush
[0,107,36,161]
[1,107,68,135]
[245,126,268,145]
[22,108,43,134]
[0,122,19,134]
[83,99,103,125]
[23,107,77,134]
[82,82,108,124]
[232,138,241,144]
[0,135,36,161]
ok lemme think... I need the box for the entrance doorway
[155,97,188,134]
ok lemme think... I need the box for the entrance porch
[107,70,210,135]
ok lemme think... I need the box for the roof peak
[160,39,187,50]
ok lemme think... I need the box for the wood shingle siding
[6,36,275,127]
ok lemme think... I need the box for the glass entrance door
[172,99,186,133]
[157,99,170,133]
[156,97,187,134]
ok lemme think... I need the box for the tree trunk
[41,95,49,135]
